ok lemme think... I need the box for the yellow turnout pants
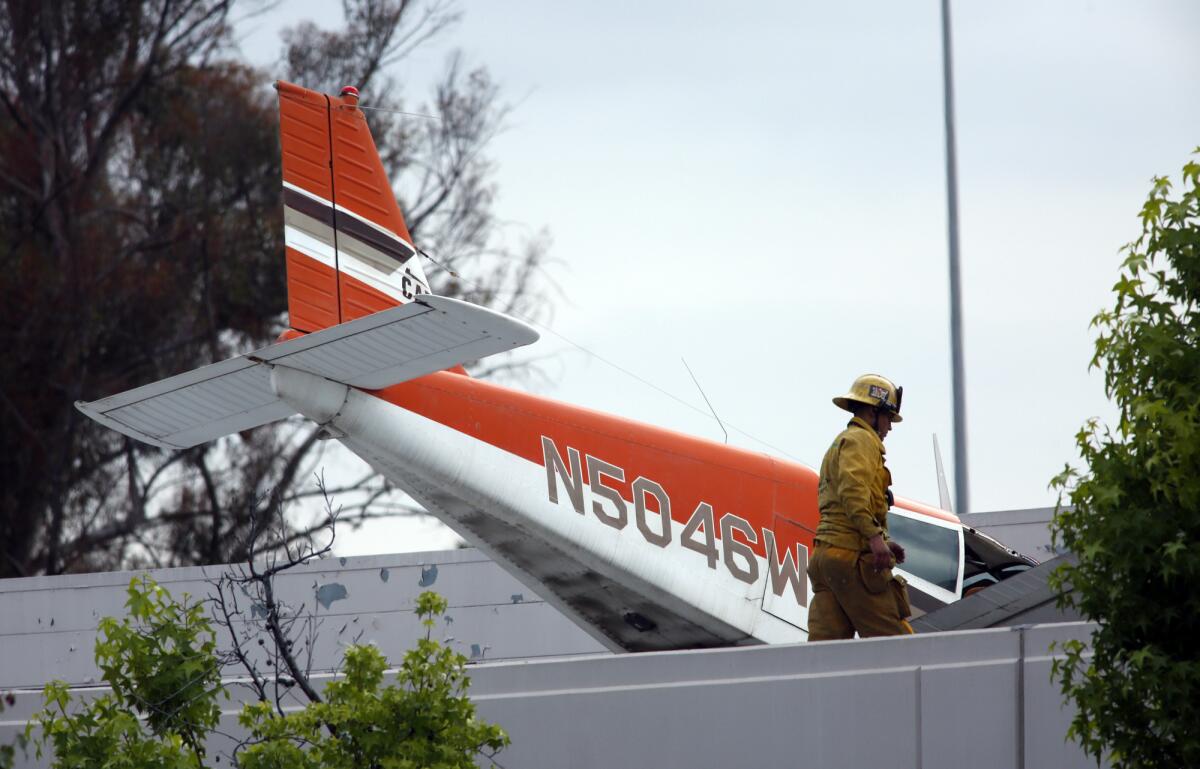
[807,542,914,641]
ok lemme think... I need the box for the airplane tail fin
[277,80,431,333]
[74,84,538,450]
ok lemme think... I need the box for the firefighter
[807,374,913,640]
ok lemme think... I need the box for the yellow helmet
[833,374,903,422]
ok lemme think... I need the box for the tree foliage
[1050,151,1200,767]
[29,577,223,767]
[0,0,552,578]
[27,578,507,768]
[238,592,508,769]
[0,690,16,769]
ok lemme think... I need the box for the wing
[76,296,538,450]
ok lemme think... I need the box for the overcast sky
[237,1,1200,555]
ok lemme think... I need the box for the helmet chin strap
[868,404,889,437]
[867,406,881,436]
[854,402,889,437]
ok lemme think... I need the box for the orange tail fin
[277,80,431,333]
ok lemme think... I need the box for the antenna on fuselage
[681,357,728,445]
[932,433,954,513]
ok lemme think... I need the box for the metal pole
[940,0,970,515]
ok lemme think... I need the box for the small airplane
[77,81,1034,652]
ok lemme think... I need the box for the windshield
[889,512,960,592]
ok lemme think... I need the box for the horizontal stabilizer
[76,296,539,450]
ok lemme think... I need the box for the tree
[29,576,225,768]
[0,0,553,577]
[27,577,508,768]
[1050,151,1200,767]
[237,592,508,769]
[0,690,16,769]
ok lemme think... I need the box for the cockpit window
[888,512,960,592]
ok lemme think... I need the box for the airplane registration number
[540,436,808,608]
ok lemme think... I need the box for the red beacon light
[340,85,360,105]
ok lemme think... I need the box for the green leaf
[1051,152,1200,768]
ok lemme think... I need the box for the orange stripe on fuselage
[372,373,961,550]
[373,375,960,526]
[371,371,819,560]
[894,496,959,524]
[266,327,960,555]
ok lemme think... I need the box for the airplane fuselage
[271,364,961,651]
